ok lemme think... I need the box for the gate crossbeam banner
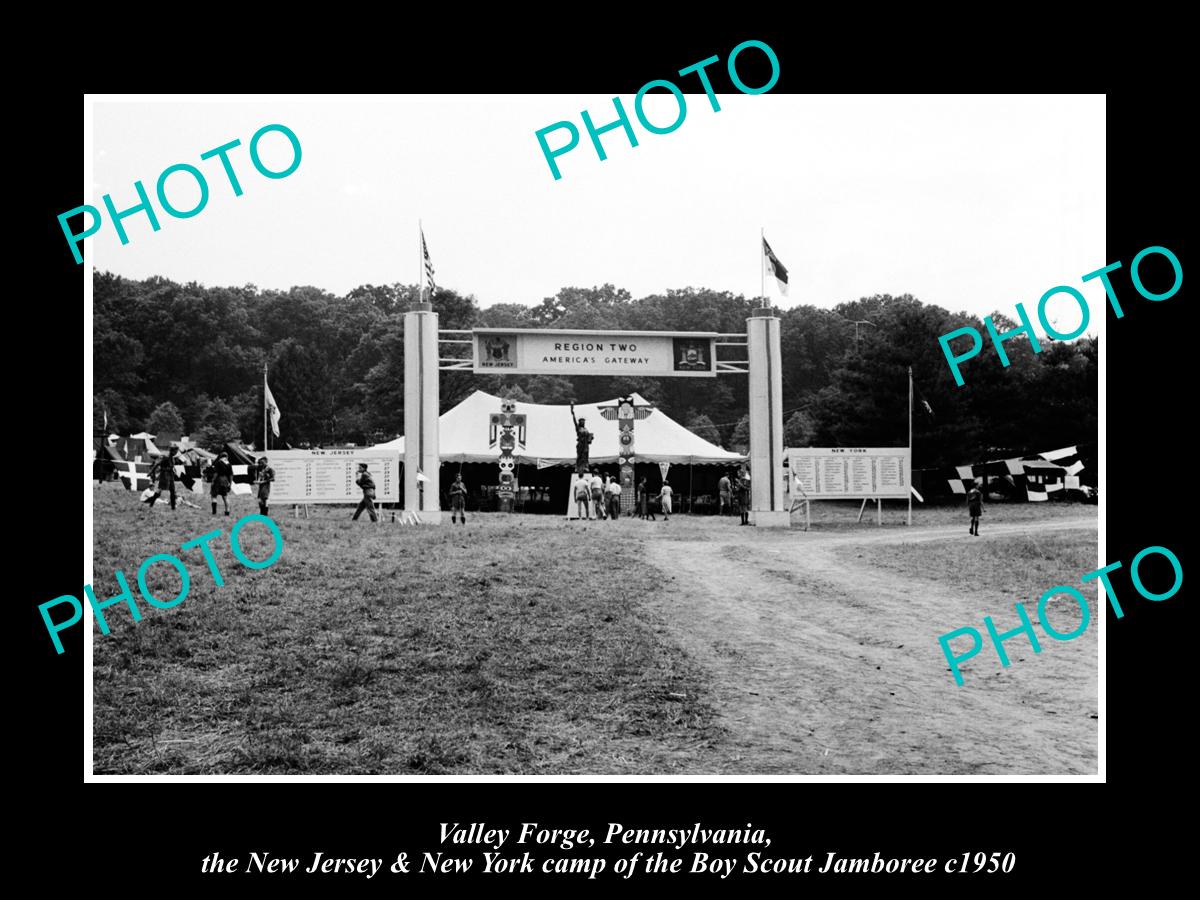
[471,328,719,378]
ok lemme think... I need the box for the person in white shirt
[574,474,592,520]
[607,476,623,519]
[658,481,674,521]
[590,470,606,519]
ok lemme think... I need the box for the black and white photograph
[75,89,1118,780]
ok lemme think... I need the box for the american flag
[421,226,437,299]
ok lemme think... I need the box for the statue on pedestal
[570,402,592,475]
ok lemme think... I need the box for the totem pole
[598,395,653,515]
[489,398,527,513]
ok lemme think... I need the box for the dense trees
[192,396,241,451]
[92,273,1096,470]
[685,414,722,447]
[146,402,184,437]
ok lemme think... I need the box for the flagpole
[760,226,766,309]
[418,218,424,304]
[263,362,269,453]
[908,365,913,527]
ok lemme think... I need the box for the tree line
[92,272,1096,472]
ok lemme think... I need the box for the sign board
[473,328,717,377]
[785,447,911,499]
[264,448,400,504]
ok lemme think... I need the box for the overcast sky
[91,95,1105,328]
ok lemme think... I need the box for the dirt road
[642,514,1098,774]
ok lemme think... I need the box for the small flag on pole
[264,381,281,437]
[421,226,437,299]
[763,238,789,296]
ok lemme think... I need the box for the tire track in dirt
[643,517,1098,774]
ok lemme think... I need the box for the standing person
[570,402,593,475]
[210,451,233,516]
[145,447,179,510]
[637,476,654,520]
[718,471,732,516]
[607,475,623,520]
[967,484,983,536]
[449,473,468,525]
[737,468,751,526]
[353,462,378,522]
[574,472,592,520]
[658,480,673,522]
[590,469,605,520]
[95,445,115,486]
[256,456,275,516]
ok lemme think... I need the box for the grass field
[90,487,1097,775]
[91,489,720,774]
[783,496,1097,530]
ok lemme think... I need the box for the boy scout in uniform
[353,462,378,522]
[145,447,179,511]
[449,474,468,524]
[256,456,275,516]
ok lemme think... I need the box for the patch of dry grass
[836,531,1099,609]
[91,489,722,774]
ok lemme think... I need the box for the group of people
[568,472,682,522]
[573,470,625,520]
[141,448,274,516]
[637,476,673,520]
[141,450,390,525]
[717,467,753,526]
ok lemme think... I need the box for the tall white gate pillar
[404,302,441,523]
[747,309,788,527]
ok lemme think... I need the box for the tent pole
[689,456,694,514]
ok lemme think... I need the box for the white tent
[124,432,164,460]
[373,390,744,466]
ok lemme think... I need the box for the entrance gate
[402,301,787,526]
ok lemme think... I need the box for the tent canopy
[224,442,259,465]
[373,390,745,466]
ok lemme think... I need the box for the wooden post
[688,457,694,514]
[908,366,914,527]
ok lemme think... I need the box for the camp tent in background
[371,390,745,515]
[124,432,163,461]
[371,390,745,466]
[93,442,125,482]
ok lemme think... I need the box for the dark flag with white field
[762,237,789,296]
[118,461,153,492]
